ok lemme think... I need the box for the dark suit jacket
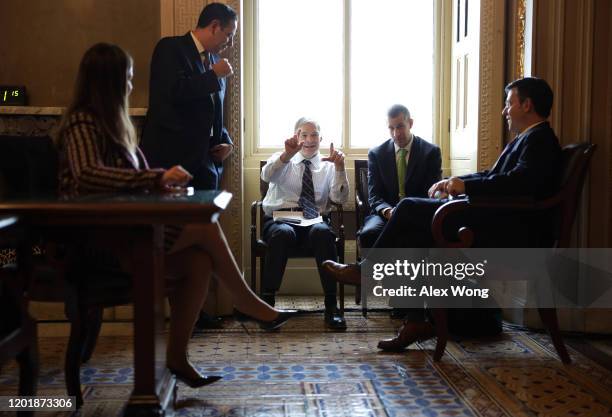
[141,32,232,190]
[461,122,561,199]
[368,136,441,216]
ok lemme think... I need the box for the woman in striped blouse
[56,43,294,387]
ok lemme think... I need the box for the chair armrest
[0,215,19,232]
[432,199,478,247]
[0,216,25,257]
[250,201,262,247]
[355,194,364,227]
[329,202,345,242]
[431,195,552,248]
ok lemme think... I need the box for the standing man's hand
[210,143,233,163]
[280,132,303,163]
[212,58,233,78]
[322,143,345,171]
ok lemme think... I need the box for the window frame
[243,0,452,163]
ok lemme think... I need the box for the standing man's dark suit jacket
[358,136,441,249]
[142,32,232,190]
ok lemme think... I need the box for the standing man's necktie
[299,160,319,219]
[201,51,211,70]
[397,148,407,199]
[200,51,215,137]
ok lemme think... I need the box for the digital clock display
[0,86,27,105]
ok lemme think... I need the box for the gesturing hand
[322,142,345,171]
[280,132,303,163]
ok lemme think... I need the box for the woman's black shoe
[168,367,222,388]
[234,309,298,331]
[258,309,298,331]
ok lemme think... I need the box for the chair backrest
[354,159,369,213]
[0,135,58,199]
[553,143,596,247]
[259,160,269,199]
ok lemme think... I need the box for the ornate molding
[515,0,527,78]
[477,0,505,171]
[222,0,243,264]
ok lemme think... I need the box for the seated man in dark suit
[323,77,562,349]
[359,104,441,250]
[261,117,349,330]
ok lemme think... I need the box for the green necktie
[397,148,407,199]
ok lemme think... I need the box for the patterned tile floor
[2,297,612,416]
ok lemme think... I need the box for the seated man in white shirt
[261,117,349,330]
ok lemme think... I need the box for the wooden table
[0,189,232,417]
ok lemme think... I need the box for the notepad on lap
[272,211,323,227]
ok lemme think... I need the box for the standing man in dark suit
[323,77,562,350]
[359,104,442,250]
[142,2,237,190]
[142,3,238,329]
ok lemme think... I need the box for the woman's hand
[160,165,193,188]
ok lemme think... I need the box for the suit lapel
[381,139,399,197]
[181,32,204,73]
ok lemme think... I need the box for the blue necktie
[299,160,318,219]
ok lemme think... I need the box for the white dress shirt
[261,152,349,216]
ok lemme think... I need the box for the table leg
[124,225,176,417]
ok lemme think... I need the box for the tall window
[254,0,435,151]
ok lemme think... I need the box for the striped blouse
[57,112,181,252]
[57,111,164,197]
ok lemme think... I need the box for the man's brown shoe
[377,321,435,352]
[321,261,361,286]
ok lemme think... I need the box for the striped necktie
[200,51,211,70]
[299,160,318,219]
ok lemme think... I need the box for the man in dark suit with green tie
[359,104,442,250]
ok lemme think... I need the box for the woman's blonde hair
[57,43,136,153]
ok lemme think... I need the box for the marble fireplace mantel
[0,106,147,116]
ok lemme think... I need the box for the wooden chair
[354,159,369,310]
[429,142,597,363]
[250,161,346,312]
[0,215,39,417]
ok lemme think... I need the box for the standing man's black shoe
[194,311,224,330]
[324,308,347,331]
